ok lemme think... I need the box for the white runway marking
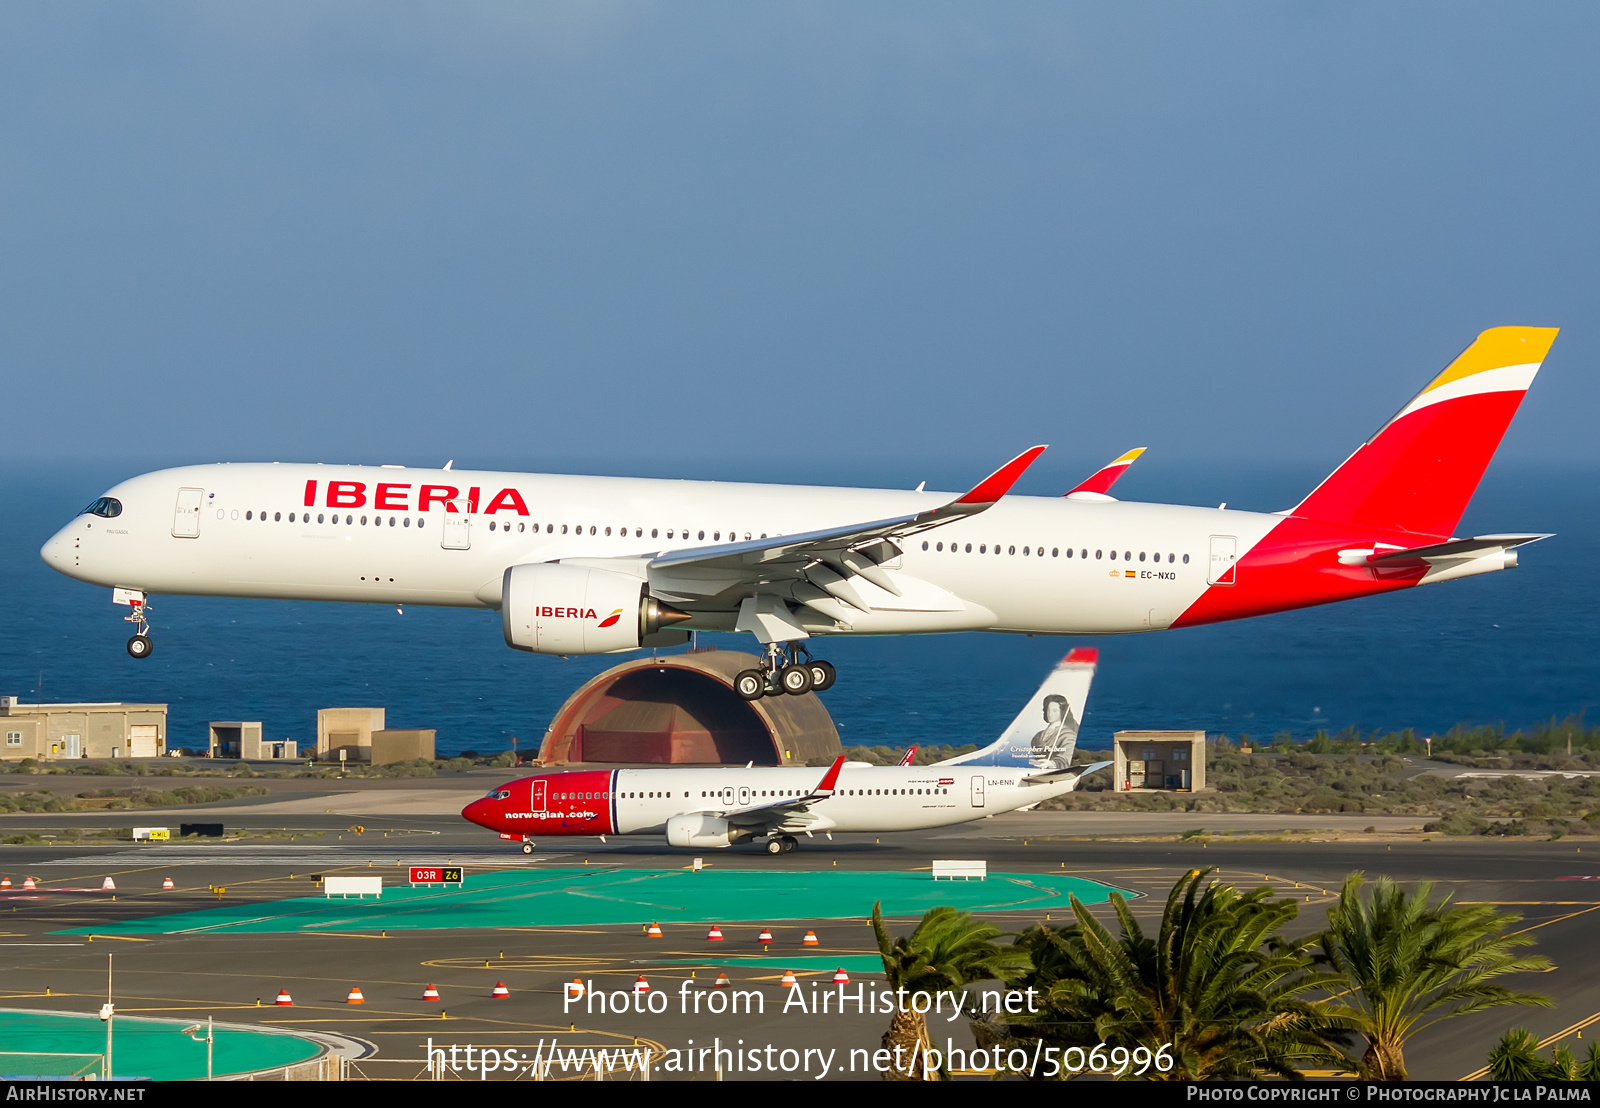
[35,849,570,867]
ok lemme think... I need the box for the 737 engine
[665,813,754,849]
[501,563,690,655]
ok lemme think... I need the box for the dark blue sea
[3,459,1594,756]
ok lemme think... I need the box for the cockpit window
[485,788,511,800]
[79,497,122,519]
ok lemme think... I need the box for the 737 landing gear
[765,835,798,854]
[121,594,153,659]
[735,643,836,700]
[521,841,535,855]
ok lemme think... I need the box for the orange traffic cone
[780,970,797,987]
[832,967,850,984]
[646,922,663,937]
[757,927,773,943]
[100,877,116,891]
[712,972,730,989]
[161,877,175,890]
[802,930,819,946]
[21,878,35,891]
[1,878,11,889]
[346,987,365,1004]
[633,975,650,994]
[491,982,510,999]
[422,985,441,1001]
[707,924,724,941]
[274,989,293,1006]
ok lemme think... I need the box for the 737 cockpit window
[485,789,511,800]
[80,497,122,518]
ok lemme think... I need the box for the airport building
[207,722,298,760]
[315,708,434,764]
[0,695,168,760]
[1113,729,1207,791]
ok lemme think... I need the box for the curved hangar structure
[537,650,841,767]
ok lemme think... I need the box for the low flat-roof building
[0,695,167,760]
[207,722,298,760]
[1113,729,1206,792]
[317,708,385,762]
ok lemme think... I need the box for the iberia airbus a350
[41,327,1555,695]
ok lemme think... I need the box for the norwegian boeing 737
[462,650,1107,853]
[41,326,1555,695]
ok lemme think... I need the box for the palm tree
[1486,1028,1600,1081]
[1319,873,1553,1080]
[1001,868,1347,1079]
[870,900,1032,1080]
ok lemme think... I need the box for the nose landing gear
[117,591,153,659]
[735,643,835,700]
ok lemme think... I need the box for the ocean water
[2,460,1594,757]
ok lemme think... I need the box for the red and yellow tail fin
[1066,447,1146,498]
[1292,326,1557,538]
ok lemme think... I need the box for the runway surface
[0,802,1593,1081]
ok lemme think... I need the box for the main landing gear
[735,642,836,701]
[765,835,798,854]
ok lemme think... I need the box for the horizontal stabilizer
[1023,759,1113,786]
[1362,533,1552,564]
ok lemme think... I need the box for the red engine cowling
[501,563,686,655]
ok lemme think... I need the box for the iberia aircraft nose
[39,524,79,578]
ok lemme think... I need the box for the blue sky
[3,2,1595,482]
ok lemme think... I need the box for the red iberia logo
[536,606,599,619]
[597,608,625,629]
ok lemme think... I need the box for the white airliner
[41,327,1555,695]
[461,650,1107,853]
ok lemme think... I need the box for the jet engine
[665,812,750,849]
[502,563,690,655]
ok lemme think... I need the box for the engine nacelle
[665,812,745,849]
[502,563,688,655]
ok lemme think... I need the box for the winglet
[896,745,918,767]
[813,755,846,795]
[954,445,1047,506]
[1066,448,1145,498]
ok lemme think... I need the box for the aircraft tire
[780,836,797,853]
[126,634,153,660]
[780,664,812,695]
[766,838,784,855]
[735,670,766,700]
[521,842,534,855]
[807,660,836,691]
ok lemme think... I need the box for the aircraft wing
[1065,448,1146,500]
[642,447,1046,607]
[712,756,846,831]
